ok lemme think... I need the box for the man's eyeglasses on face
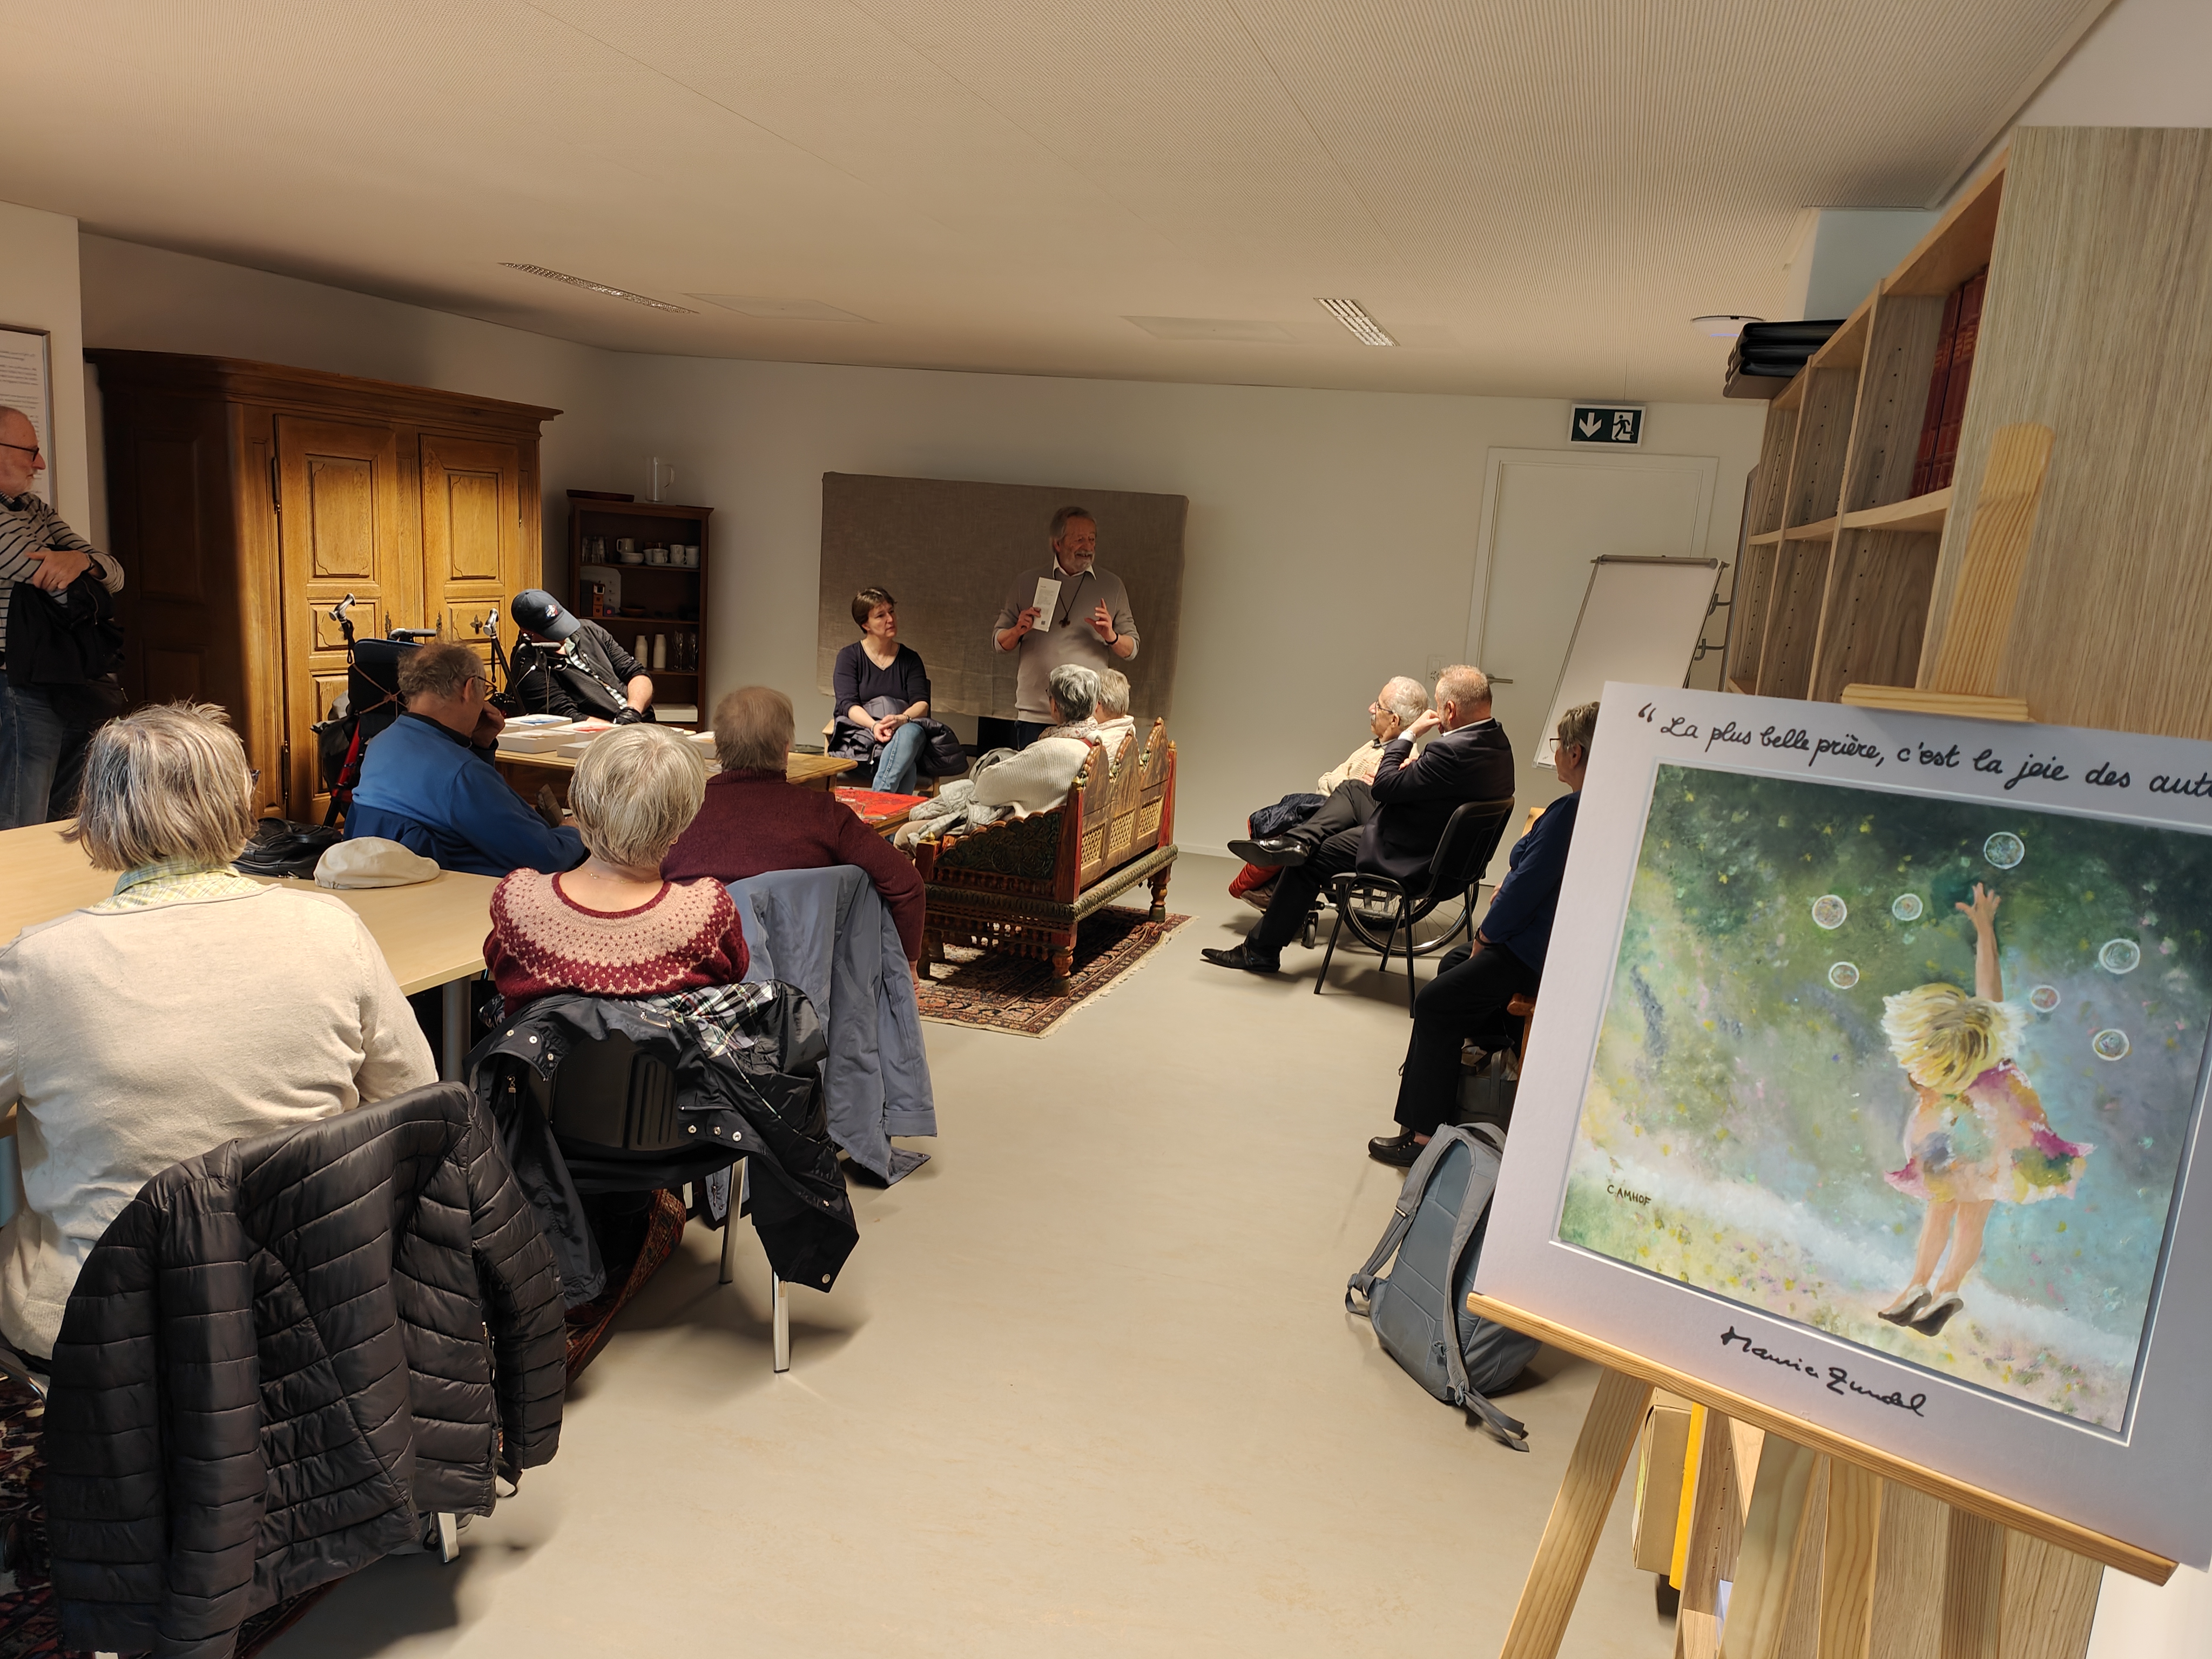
[0,440,41,461]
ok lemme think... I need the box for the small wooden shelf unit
[1724,127,2212,740]
[565,498,714,723]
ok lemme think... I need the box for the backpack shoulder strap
[1345,1130,1456,1314]
[1435,1125,1530,1450]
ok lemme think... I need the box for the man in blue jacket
[1367,699,1595,1165]
[1203,664,1513,975]
[345,640,585,878]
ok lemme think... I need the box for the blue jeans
[0,680,98,831]
[871,721,927,794]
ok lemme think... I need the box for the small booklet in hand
[1031,576,1061,628]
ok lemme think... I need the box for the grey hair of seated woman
[1046,663,1099,726]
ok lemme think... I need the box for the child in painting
[1876,884,2091,1337]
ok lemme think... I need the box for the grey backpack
[1347,1123,1540,1449]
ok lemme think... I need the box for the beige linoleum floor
[271,855,1669,1658]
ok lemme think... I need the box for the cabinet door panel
[276,416,405,821]
[422,434,521,657]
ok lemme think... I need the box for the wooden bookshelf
[565,498,715,724]
[1732,129,2212,738]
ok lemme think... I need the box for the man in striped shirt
[0,404,125,830]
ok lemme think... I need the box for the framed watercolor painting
[1475,683,2212,1567]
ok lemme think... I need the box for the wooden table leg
[1499,1366,1654,1659]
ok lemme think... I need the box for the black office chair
[1314,797,1516,1014]
[539,1034,792,1372]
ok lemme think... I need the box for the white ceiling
[6,0,2109,401]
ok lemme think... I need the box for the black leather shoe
[1367,1131,1426,1166]
[1200,942,1282,973]
[1227,836,1309,868]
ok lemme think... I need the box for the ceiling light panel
[1316,299,1395,347]
[501,264,694,313]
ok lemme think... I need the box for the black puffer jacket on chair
[41,1081,566,1659]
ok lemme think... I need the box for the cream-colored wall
[75,235,620,576]
[0,199,91,532]
[602,357,1762,851]
[71,232,1764,851]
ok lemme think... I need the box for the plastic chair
[1314,797,1516,1014]
[544,1033,791,1372]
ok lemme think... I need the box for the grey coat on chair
[727,865,937,1182]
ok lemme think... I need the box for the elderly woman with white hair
[0,703,436,1359]
[484,724,747,1008]
[969,663,1105,817]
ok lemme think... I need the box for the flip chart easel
[1479,424,2180,1659]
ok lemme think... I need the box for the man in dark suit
[1202,665,1514,975]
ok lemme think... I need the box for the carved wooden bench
[913,718,1178,991]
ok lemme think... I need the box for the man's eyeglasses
[0,440,41,461]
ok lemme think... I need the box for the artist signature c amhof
[1718,1326,1927,1417]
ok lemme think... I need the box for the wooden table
[495,745,854,806]
[0,821,497,1079]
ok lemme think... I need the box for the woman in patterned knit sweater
[484,725,747,1008]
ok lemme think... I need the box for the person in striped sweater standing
[0,404,125,830]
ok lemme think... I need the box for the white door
[1466,449,1717,872]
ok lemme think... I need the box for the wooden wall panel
[1785,369,1858,528]
[1845,294,1947,514]
[1919,127,2212,736]
[1810,528,1941,704]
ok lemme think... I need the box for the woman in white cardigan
[0,704,435,1358]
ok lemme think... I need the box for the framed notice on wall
[0,325,52,505]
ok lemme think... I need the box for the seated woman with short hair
[484,725,747,1008]
[0,704,436,1358]
[664,686,927,971]
[970,663,1103,816]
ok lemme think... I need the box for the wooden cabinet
[89,352,558,819]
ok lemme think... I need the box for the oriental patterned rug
[915,906,1191,1038]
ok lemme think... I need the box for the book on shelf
[1911,286,1963,496]
[1930,269,1986,491]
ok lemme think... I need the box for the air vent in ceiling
[1316,298,1395,346]
[691,295,873,322]
[1125,316,1294,342]
[501,264,694,313]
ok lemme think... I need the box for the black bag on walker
[1346,1123,1540,1448]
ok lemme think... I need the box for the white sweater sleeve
[352,916,438,1101]
[971,737,1090,816]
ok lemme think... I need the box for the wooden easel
[1484,422,2182,1658]
[1469,1294,2170,1659]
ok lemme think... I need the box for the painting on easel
[1478,683,2212,1566]
[1559,763,2210,1432]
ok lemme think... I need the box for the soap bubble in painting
[1892,893,1923,921]
[1828,962,1860,989]
[2029,985,2061,1013]
[1811,894,1847,929]
[1984,832,2025,869]
[2093,1028,2132,1061]
[2100,939,2142,975]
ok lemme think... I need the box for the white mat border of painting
[1474,681,2212,1569]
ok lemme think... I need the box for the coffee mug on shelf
[616,537,639,564]
[647,545,667,566]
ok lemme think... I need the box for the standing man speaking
[992,505,1138,747]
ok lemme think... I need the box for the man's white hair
[1380,676,1429,723]
[1435,665,1493,715]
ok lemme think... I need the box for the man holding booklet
[992,504,1139,748]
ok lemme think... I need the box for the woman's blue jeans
[871,721,927,794]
